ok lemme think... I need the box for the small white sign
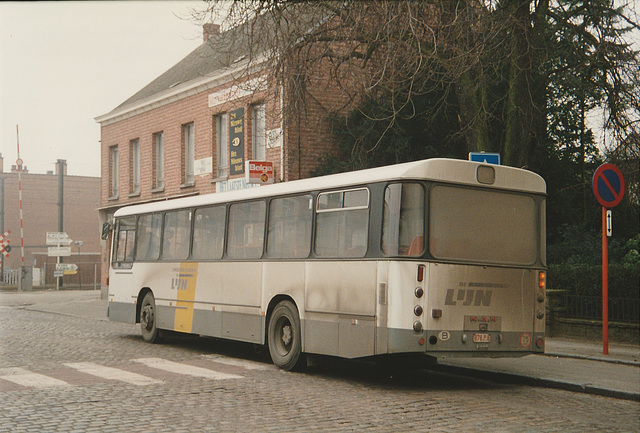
[56,263,78,272]
[48,246,71,257]
[53,270,64,278]
[606,210,612,237]
[194,157,213,176]
[46,232,71,245]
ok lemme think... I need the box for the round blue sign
[592,163,625,208]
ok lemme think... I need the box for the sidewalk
[1,289,638,400]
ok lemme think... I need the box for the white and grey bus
[107,158,546,370]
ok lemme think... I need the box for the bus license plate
[473,333,491,343]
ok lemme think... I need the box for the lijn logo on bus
[444,289,493,306]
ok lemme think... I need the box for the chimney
[203,23,220,42]
[55,159,67,176]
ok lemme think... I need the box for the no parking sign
[592,163,625,208]
[592,163,625,356]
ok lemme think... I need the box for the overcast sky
[1,1,209,177]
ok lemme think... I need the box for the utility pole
[57,159,66,288]
[57,159,65,232]
[0,176,4,283]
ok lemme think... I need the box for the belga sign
[246,160,274,185]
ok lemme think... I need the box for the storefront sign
[229,108,245,175]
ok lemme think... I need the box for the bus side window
[135,213,162,261]
[382,183,425,256]
[315,188,369,258]
[161,210,192,260]
[227,201,266,259]
[192,206,225,260]
[267,195,312,258]
[113,216,136,268]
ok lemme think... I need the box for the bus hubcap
[141,305,154,330]
[281,324,292,347]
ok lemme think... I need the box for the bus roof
[114,158,546,217]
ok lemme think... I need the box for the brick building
[96,20,356,292]
[0,155,101,287]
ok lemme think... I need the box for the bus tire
[140,292,160,343]
[268,300,304,371]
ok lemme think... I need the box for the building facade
[0,155,101,287]
[96,23,355,293]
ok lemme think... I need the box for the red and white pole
[16,125,25,265]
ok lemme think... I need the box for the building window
[129,139,140,194]
[252,104,265,160]
[182,122,195,185]
[153,132,164,190]
[216,114,228,178]
[109,145,119,198]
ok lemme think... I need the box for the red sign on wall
[246,161,274,185]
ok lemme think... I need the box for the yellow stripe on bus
[174,262,199,333]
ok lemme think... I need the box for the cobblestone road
[1,306,638,432]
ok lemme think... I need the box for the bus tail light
[538,271,546,290]
[106,277,109,286]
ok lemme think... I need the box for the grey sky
[1,1,207,177]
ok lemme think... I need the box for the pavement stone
[1,288,638,402]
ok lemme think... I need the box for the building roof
[96,13,277,124]
[96,6,328,125]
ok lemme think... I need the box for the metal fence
[2,263,101,289]
[2,268,18,285]
[563,294,639,323]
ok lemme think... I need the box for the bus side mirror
[101,222,111,240]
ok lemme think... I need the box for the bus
[106,158,546,370]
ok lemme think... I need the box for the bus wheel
[140,292,160,343]
[268,300,304,371]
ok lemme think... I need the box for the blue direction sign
[592,163,625,208]
[469,152,500,165]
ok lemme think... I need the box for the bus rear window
[429,186,537,265]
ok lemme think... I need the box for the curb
[544,351,640,367]
[429,363,640,402]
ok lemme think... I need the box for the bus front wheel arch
[267,300,304,371]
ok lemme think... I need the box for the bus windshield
[429,185,538,265]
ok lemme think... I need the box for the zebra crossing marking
[132,357,243,380]
[64,362,163,386]
[201,355,270,371]
[0,356,250,391]
[0,367,70,388]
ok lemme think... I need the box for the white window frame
[154,132,164,190]
[130,139,140,194]
[183,123,195,185]
[216,114,228,178]
[252,104,266,161]
[110,146,119,198]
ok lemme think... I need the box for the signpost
[46,232,72,290]
[591,163,625,355]
[469,152,501,165]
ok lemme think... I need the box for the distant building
[0,154,101,287]
[95,20,357,293]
